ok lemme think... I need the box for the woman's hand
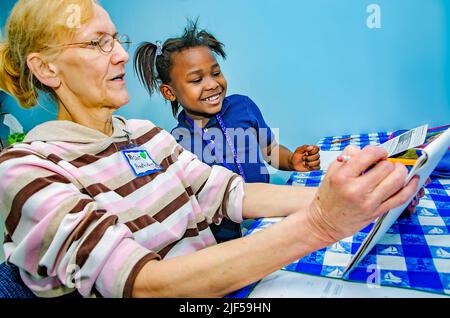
[289,145,321,172]
[305,145,420,244]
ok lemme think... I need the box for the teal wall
[1,0,449,144]
[99,0,450,183]
[1,0,450,260]
[103,0,450,146]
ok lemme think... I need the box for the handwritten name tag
[122,149,162,177]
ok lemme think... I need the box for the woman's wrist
[276,207,332,255]
[304,198,340,247]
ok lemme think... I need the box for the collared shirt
[172,94,275,183]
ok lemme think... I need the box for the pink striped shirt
[0,116,244,298]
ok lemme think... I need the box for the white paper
[249,270,446,298]
[3,113,23,134]
[379,124,428,157]
[319,150,342,171]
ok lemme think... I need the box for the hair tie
[153,41,163,80]
[155,41,163,56]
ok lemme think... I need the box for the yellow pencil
[337,155,417,166]
[386,158,417,166]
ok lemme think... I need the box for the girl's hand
[402,177,431,217]
[289,145,321,172]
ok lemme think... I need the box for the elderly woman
[0,0,418,298]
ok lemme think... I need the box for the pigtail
[133,42,159,96]
[170,99,179,118]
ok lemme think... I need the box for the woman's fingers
[359,160,396,191]
[370,162,409,204]
[340,146,389,178]
[373,176,420,217]
[327,145,360,174]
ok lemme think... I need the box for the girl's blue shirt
[171,94,275,183]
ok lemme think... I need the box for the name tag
[122,149,162,177]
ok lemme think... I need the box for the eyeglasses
[46,33,132,53]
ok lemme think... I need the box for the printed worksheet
[318,150,342,170]
[379,124,428,157]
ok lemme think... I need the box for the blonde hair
[0,0,97,108]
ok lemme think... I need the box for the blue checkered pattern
[317,132,391,151]
[231,132,450,297]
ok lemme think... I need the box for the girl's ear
[160,84,177,102]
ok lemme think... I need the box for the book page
[344,127,450,274]
[379,124,428,157]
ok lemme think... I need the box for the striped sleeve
[174,147,245,224]
[0,149,159,298]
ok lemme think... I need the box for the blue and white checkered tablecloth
[317,131,391,151]
[229,132,450,298]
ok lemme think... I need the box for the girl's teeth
[206,94,219,101]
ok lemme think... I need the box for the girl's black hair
[134,20,226,117]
